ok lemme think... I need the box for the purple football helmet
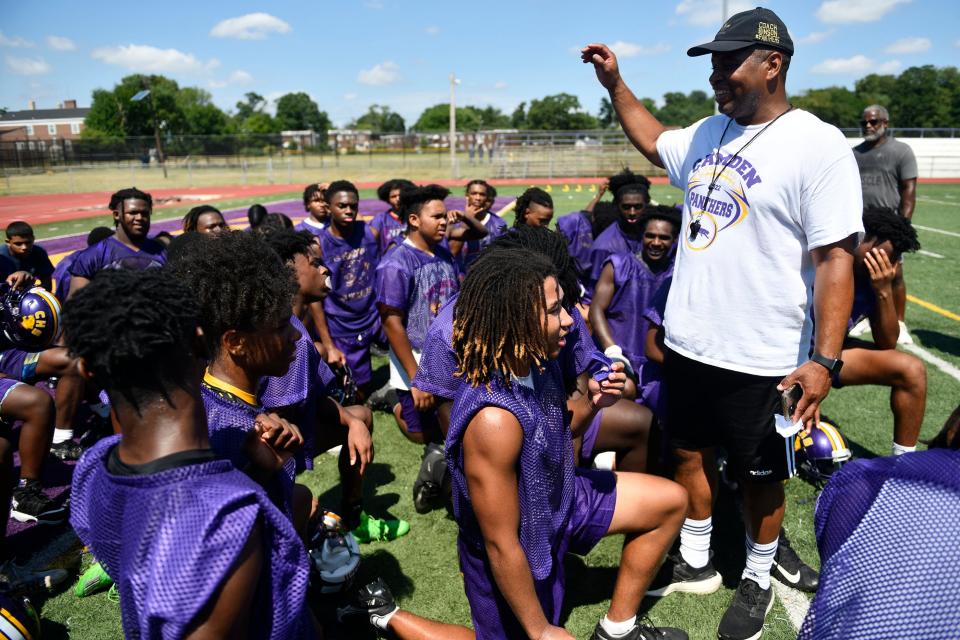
[0,284,63,350]
[0,592,42,640]
[794,419,852,487]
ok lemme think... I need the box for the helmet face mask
[1,284,62,350]
[795,420,852,487]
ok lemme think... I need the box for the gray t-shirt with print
[853,137,918,211]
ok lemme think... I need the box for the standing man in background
[853,105,918,344]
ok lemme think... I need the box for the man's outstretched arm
[581,43,666,167]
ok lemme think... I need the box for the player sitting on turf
[66,268,317,639]
[1,222,54,292]
[829,207,926,457]
[168,231,314,536]
[586,183,651,298]
[309,180,384,403]
[375,185,459,448]
[446,179,509,269]
[67,188,166,297]
[295,182,330,236]
[261,229,409,542]
[372,178,415,254]
[342,248,689,640]
[181,205,228,235]
[51,227,114,303]
[513,187,555,228]
[590,205,679,389]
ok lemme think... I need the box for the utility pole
[131,82,167,179]
[449,72,460,178]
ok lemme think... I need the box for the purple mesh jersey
[294,217,328,237]
[370,210,405,255]
[318,223,381,338]
[375,241,459,351]
[259,314,334,471]
[799,450,960,640]
[446,362,576,637]
[458,213,509,269]
[70,436,312,640]
[639,277,671,418]
[52,251,78,302]
[68,236,166,279]
[201,382,295,518]
[587,224,643,296]
[599,253,674,374]
[557,211,594,282]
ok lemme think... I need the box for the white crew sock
[679,517,712,569]
[742,534,777,590]
[371,606,399,630]
[892,442,916,456]
[52,428,73,444]
[599,614,637,637]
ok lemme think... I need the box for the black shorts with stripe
[663,347,795,483]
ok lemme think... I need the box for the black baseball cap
[687,7,794,57]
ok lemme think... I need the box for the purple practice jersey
[599,253,674,373]
[294,217,328,237]
[639,277,671,419]
[51,251,78,302]
[587,223,643,296]
[260,314,335,471]
[370,210,405,255]
[71,436,312,640]
[446,361,575,635]
[799,450,960,639]
[375,241,459,351]
[556,211,594,282]
[458,212,509,269]
[68,236,166,280]
[318,223,380,338]
[201,379,296,517]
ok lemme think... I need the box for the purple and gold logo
[683,150,763,251]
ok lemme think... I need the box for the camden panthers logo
[684,158,756,251]
[20,310,47,337]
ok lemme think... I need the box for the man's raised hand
[581,43,621,90]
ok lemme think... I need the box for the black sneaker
[366,384,398,412]
[717,578,774,640]
[0,560,69,596]
[337,577,398,625]
[10,482,68,524]
[591,618,689,639]
[50,440,83,461]
[646,552,722,597]
[771,528,819,593]
[412,443,446,514]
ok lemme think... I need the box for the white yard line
[917,249,945,259]
[772,579,810,631]
[902,343,960,384]
[918,197,960,206]
[913,224,960,239]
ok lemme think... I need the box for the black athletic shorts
[663,348,795,483]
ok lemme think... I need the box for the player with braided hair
[371,178,415,254]
[66,268,315,639]
[295,182,330,236]
[181,205,228,234]
[343,247,688,640]
[513,187,554,227]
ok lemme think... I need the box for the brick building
[0,100,90,147]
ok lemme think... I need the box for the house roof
[0,108,90,123]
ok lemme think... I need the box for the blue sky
[2,0,958,127]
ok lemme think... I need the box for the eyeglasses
[860,118,886,127]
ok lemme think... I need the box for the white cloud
[609,41,670,58]
[0,31,34,48]
[885,37,931,54]
[798,30,833,45]
[358,61,400,86]
[210,13,291,40]
[675,0,752,27]
[816,0,910,24]
[493,81,508,90]
[811,54,901,74]
[343,92,358,101]
[91,44,219,74]
[209,69,254,88]
[425,26,440,36]
[5,56,51,75]
[46,35,76,51]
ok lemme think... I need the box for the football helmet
[795,420,852,487]
[309,511,361,595]
[0,592,42,640]
[327,363,358,407]
[0,284,62,350]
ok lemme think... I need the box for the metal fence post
[287,158,293,184]
[267,157,274,184]
[242,159,248,185]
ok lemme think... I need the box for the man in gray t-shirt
[852,104,917,341]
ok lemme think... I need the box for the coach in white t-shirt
[584,8,862,640]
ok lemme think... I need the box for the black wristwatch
[810,352,843,375]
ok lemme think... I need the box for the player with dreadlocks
[66,268,315,639]
[295,182,330,236]
[167,231,313,535]
[371,178,415,254]
[181,205,228,235]
[343,247,688,640]
[67,187,166,297]
[513,187,555,228]
[446,179,509,269]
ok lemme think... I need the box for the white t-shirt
[656,109,863,376]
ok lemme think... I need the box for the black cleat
[771,528,819,593]
[591,618,689,639]
[717,578,774,640]
[10,481,67,525]
[50,440,83,461]
[366,384,398,412]
[646,552,722,597]
[337,577,398,625]
[412,442,447,514]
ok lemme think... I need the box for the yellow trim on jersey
[203,370,257,406]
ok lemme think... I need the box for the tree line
[81,65,959,144]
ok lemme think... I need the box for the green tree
[413,104,483,131]
[474,106,511,129]
[83,74,182,140]
[854,74,898,112]
[176,87,228,135]
[598,97,617,128]
[655,91,713,126]
[351,104,405,132]
[791,86,862,128]
[524,93,598,130]
[274,92,332,135]
[234,92,268,121]
[890,65,951,128]
[242,112,281,134]
[511,102,526,129]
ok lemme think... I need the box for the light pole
[449,72,460,178]
[131,84,167,179]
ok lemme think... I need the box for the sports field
[20,181,960,639]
